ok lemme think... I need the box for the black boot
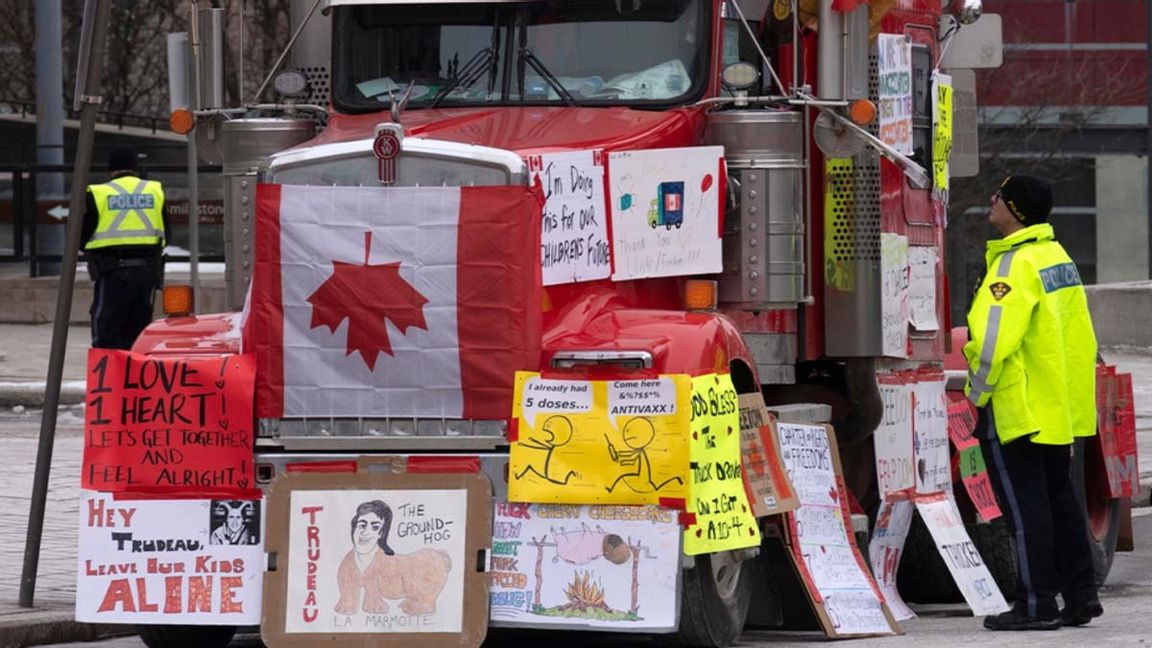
[983,608,1062,631]
[1061,599,1104,627]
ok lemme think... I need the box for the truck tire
[674,551,752,647]
[136,624,236,648]
[895,513,1015,603]
[1073,437,1121,585]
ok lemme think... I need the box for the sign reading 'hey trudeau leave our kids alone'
[82,350,258,497]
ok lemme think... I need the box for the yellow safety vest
[85,175,165,250]
[963,223,1097,445]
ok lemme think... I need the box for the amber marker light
[163,285,195,317]
[169,108,195,135]
[684,279,718,311]
[848,99,877,126]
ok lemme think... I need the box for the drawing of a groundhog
[333,500,453,616]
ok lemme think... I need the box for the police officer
[82,146,170,349]
[965,174,1102,631]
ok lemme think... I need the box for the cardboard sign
[932,72,953,194]
[913,373,950,494]
[83,350,257,498]
[75,492,265,624]
[915,494,1010,616]
[683,374,761,555]
[946,400,1002,522]
[877,33,913,155]
[868,498,915,621]
[528,150,612,286]
[874,372,914,497]
[880,233,909,358]
[262,470,492,648]
[737,393,799,517]
[777,423,901,637]
[1098,366,1140,498]
[509,374,691,506]
[488,503,681,631]
[608,146,723,281]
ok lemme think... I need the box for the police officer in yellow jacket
[965,174,1101,631]
[82,146,171,349]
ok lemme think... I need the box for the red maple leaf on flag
[306,231,429,371]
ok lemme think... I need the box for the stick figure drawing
[516,415,579,485]
[605,417,683,494]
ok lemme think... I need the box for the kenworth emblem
[373,123,404,186]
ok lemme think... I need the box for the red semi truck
[128,0,1132,646]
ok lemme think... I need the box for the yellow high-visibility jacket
[964,223,1097,445]
[85,175,165,250]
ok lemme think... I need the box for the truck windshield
[332,0,709,113]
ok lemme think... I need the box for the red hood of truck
[314,106,708,154]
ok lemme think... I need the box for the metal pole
[34,0,65,276]
[20,0,112,608]
[189,2,203,293]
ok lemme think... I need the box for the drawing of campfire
[560,571,611,613]
[528,529,648,621]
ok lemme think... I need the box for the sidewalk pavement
[0,325,1149,647]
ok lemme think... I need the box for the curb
[0,610,133,648]
[0,382,87,409]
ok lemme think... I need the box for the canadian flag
[248,184,543,419]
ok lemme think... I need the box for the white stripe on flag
[278,185,463,418]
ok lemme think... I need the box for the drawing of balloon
[701,174,713,193]
[620,193,634,211]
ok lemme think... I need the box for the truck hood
[312,106,707,155]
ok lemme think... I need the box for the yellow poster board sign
[932,72,953,192]
[682,374,762,555]
[508,372,692,506]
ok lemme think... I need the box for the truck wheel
[896,512,1017,603]
[136,624,236,648]
[1073,437,1121,585]
[674,551,752,647]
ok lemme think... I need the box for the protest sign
[608,146,724,281]
[908,247,939,332]
[868,498,915,621]
[262,470,491,648]
[913,372,950,495]
[915,494,1010,616]
[737,393,799,518]
[1098,366,1140,498]
[83,350,257,497]
[877,34,913,154]
[75,492,264,624]
[777,422,900,637]
[488,503,680,631]
[946,400,1002,522]
[932,72,953,194]
[528,150,612,286]
[683,374,761,555]
[874,372,914,497]
[509,373,691,506]
[880,234,909,358]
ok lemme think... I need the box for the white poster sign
[76,492,265,625]
[916,495,1010,616]
[284,489,468,634]
[913,375,951,495]
[877,34,914,155]
[874,373,914,496]
[908,247,939,331]
[880,233,909,358]
[868,499,915,621]
[776,423,898,636]
[488,503,681,630]
[608,146,723,281]
[529,150,612,286]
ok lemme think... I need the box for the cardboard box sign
[261,469,492,648]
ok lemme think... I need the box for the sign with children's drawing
[528,150,611,285]
[75,492,265,625]
[867,498,915,621]
[916,493,1009,616]
[488,503,681,631]
[281,489,467,633]
[608,146,724,281]
[509,373,692,506]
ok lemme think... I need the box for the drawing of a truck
[647,181,684,230]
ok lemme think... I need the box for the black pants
[89,265,156,350]
[978,409,1097,619]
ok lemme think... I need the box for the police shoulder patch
[988,281,1012,301]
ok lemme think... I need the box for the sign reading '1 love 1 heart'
[82,349,259,498]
